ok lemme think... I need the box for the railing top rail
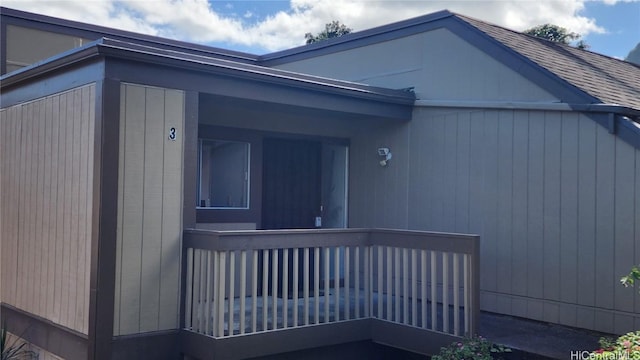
[183,228,371,251]
[183,228,479,254]
[369,228,479,254]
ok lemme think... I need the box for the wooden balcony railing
[180,228,480,358]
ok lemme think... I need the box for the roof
[4,6,637,112]
[456,14,640,111]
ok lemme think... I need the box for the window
[197,139,250,209]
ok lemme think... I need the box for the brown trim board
[1,19,7,75]
[111,330,180,360]
[1,60,104,107]
[183,90,199,229]
[87,78,121,360]
[1,303,88,360]
[180,90,198,330]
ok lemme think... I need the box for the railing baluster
[453,253,460,336]
[240,250,246,335]
[185,247,193,330]
[421,249,427,329]
[442,252,449,334]
[411,249,417,326]
[304,247,310,325]
[283,248,289,329]
[386,246,392,321]
[403,248,408,325]
[431,251,437,331]
[345,246,350,320]
[251,250,258,333]
[324,247,330,323]
[364,246,370,318]
[314,247,320,324]
[229,251,236,336]
[354,246,360,319]
[464,253,470,336]
[204,250,211,335]
[394,247,400,323]
[194,250,202,333]
[377,247,383,319]
[334,246,340,322]
[217,251,226,337]
[293,248,299,327]
[200,250,207,334]
[262,249,269,332]
[272,249,278,330]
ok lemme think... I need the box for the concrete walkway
[480,312,613,360]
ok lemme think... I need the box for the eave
[0,38,415,109]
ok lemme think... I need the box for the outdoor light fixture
[378,147,392,167]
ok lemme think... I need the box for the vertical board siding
[495,111,513,301]
[352,108,640,333]
[0,84,95,334]
[113,83,185,336]
[594,125,616,329]
[275,28,557,103]
[558,113,579,326]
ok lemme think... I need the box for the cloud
[0,0,623,53]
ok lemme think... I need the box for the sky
[2,0,639,59]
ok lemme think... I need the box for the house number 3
[168,127,177,141]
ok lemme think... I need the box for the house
[1,6,638,360]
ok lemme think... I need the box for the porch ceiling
[198,93,403,137]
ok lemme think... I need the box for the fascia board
[259,10,454,66]
[95,39,413,104]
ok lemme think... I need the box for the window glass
[198,140,250,209]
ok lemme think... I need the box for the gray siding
[348,108,640,334]
[275,28,557,103]
[5,25,89,74]
[276,25,638,334]
[0,84,96,334]
[113,83,185,335]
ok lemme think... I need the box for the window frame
[196,138,251,210]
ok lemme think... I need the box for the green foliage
[305,21,352,44]
[432,336,511,360]
[626,43,640,65]
[575,40,590,50]
[591,331,640,359]
[589,267,640,358]
[599,336,617,350]
[1,323,38,360]
[621,265,640,293]
[524,24,589,49]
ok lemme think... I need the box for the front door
[262,138,322,229]
[261,138,321,298]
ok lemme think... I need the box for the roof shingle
[458,15,640,110]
